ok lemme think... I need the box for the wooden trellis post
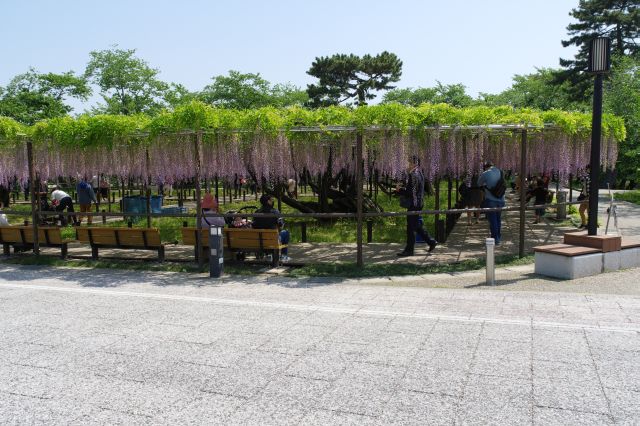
[519,128,528,258]
[145,149,152,228]
[194,131,204,269]
[26,140,39,255]
[356,131,364,268]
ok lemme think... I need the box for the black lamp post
[587,37,611,236]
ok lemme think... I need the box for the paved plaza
[1,264,640,425]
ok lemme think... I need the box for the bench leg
[3,243,10,256]
[91,245,98,260]
[271,249,280,267]
[158,246,165,262]
[61,244,68,259]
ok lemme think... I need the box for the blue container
[123,196,163,222]
[161,206,187,215]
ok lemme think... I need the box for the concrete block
[620,247,640,270]
[603,251,621,272]
[534,252,603,280]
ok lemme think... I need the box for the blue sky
[1,0,579,112]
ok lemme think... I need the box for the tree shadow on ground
[463,273,562,289]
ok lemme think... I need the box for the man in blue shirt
[478,162,506,244]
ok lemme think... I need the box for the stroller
[224,205,257,261]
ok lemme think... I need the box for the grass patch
[288,254,535,278]
[615,190,640,205]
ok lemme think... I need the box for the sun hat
[201,193,217,210]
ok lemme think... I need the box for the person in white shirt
[51,186,78,226]
[0,202,10,226]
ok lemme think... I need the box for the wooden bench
[76,227,165,261]
[533,243,605,280]
[181,227,286,267]
[0,226,72,258]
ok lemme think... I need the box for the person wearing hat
[252,194,290,262]
[200,192,225,228]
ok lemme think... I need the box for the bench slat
[533,243,601,257]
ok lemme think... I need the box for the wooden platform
[563,231,621,252]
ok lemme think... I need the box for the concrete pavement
[1,264,640,425]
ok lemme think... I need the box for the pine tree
[557,0,640,101]
[306,52,402,107]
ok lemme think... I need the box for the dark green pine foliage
[306,52,402,107]
[557,0,640,102]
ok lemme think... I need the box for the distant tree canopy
[306,51,402,107]
[84,47,171,115]
[557,0,640,102]
[199,70,307,109]
[605,55,640,182]
[0,68,90,124]
[479,68,588,111]
[383,82,474,107]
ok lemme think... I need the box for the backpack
[489,169,507,199]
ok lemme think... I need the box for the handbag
[399,195,411,209]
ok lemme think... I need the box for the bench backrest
[181,228,210,248]
[76,227,161,248]
[0,226,64,245]
[181,227,283,250]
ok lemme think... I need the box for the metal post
[356,132,364,267]
[519,128,527,258]
[26,141,39,255]
[588,74,603,236]
[208,225,224,278]
[194,132,204,269]
[486,238,495,285]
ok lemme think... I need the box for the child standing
[526,179,549,224]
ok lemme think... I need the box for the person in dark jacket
[396,156,437,257]
[252,194,290,262]
[76,178,97,225]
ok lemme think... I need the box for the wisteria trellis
[0,127,619,188]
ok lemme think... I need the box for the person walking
[578,165,590,229]
[51,186,78,226]
[76,178,97,225]
[396,156,437,257]
[478,162,506,244]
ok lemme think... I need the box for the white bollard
[486,238,495,286]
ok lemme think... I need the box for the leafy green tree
[479,68,588,111]
[270,83,309,107]
[383,82,473,107]
[306,52,402,106]
[84,47,169,115]
[199,70,307,109]
[0,68,90,124]
[558,0,640,101]
[605,55,640,184]
[164,83,198,109]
